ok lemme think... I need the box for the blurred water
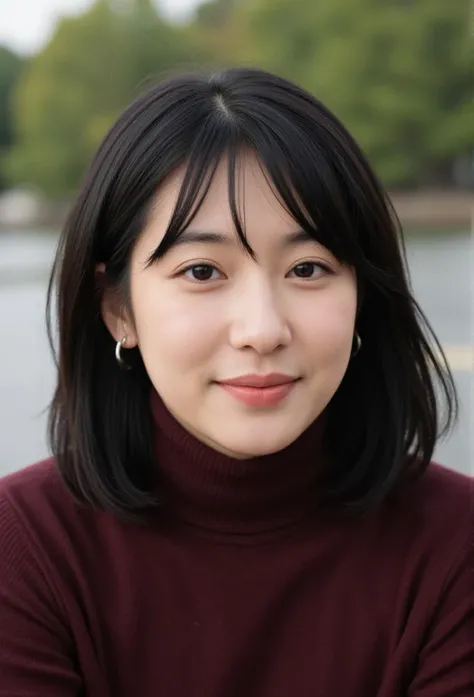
[0,229,471,478]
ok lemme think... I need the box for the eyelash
[178,261,332,284]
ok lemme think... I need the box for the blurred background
[0,0,472,478]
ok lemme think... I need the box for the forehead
[146,151,299,242]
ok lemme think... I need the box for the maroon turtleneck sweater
[0,390,473,696]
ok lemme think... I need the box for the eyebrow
[171,228,316,248]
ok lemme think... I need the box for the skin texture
[100,152,358,459]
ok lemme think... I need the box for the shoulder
[0,461,86,691]
[380,461,473,579]
[0,458,74,567]
[352,461,473,585]
[1,456,64,498]
[421,460,471,500]
[398,461,472,530]
[0,457,129,615]
[0,457,113,575]
[390,464,474,689]
[0,459,72,619]
[0,457,77,528]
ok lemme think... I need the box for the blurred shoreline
[1,225,471,473]
[387,190,472,230]
[0,189,472,233]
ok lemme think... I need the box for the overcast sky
[0,0,201,54]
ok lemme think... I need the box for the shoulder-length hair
[46,66,458,523]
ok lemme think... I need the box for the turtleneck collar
[150,389,330,541]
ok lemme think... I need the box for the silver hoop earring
[115,336,131,370]
[352,332,362,357]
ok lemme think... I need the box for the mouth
[216,376,301,408]
[217,373,299,388]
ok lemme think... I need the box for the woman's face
[106,152,358,458]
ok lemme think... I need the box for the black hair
[46,66,458,522]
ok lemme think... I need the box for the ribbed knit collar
[151,389,329,541]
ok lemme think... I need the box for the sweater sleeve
[0,493,82,696]
[408,525,474,696]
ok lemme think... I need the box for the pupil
[295,263,314,278]
[193,265,212,281]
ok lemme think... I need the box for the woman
[0,67,472,696]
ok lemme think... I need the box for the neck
[151,390,330,541]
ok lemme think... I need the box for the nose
[228,277,292,355]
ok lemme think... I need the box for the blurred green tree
[186,0,241,67]
[6,0,472,194]
[195,0,237,27]
[229,0,472,187]
[0,46,24,190]
[5,0,203,196]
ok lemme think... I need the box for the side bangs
[145,107,368,269]
[145,113,243,265]
[242,110,365,268]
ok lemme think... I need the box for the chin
[218,428,302,459]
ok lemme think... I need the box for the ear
[95,263,138,348]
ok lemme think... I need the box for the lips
[216,374,300,407]
[218,373,297,388]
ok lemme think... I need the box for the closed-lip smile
[216,374,300,407]
[218,373,298,388]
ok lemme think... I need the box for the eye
[288,262,330,279]
[180,263,222,282]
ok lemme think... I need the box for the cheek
[302,288,357,355]
[132,280,220,366]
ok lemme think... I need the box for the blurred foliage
[180,0,240,68]
[3,0,205,196]
[195,0,237,26]
[230,0,473,187]
[0,46,25,190]
[2,0,473,196]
